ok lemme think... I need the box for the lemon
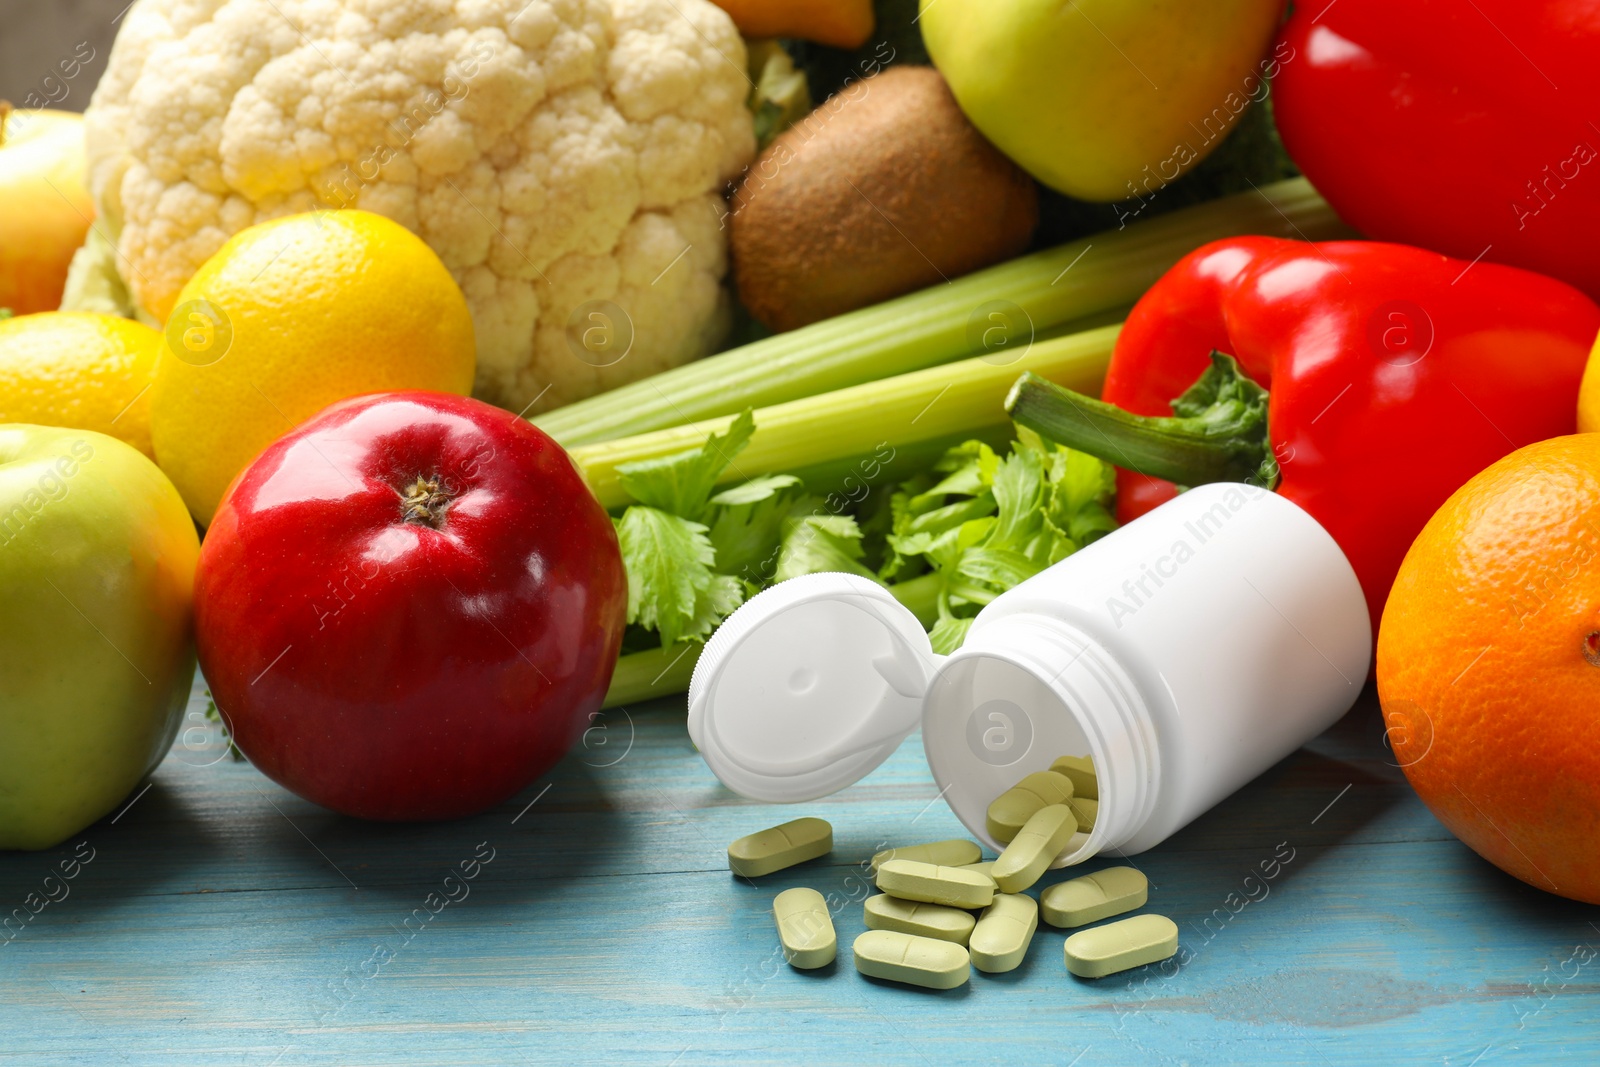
[1579,330,1600,433]
[148,210,476,523]
[0,311,160,457]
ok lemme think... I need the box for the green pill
[863,894,977,946]
[728,817,832,877]
[1063,913,1178,978]
[1069,796,1099,832]
[992,804,1078,893]
[1051,754,1098,800]
[853,930,971,990]
[969,893,1038,974]
[869,838,981,875]
[986,770,1075,843]
[876,859,996,909]
[1040,866,1148,929]
[772,887,836,969]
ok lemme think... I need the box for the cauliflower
[81,0,756,413]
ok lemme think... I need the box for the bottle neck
[922,611,1161,865]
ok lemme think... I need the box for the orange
[1378,433,1600,904]
[0,311,160,457]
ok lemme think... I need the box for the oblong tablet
[853,930,971,989]
[1069,797,1099,832]
[1051,754,1098,800]
[986,770,1075,843]
[1040,866,1148,929]
[877,859,996,909]
[773,887,836,969]
[863,894,977,945]
[869,839,981,875]
[992,804,1077,893]
[969,893,1038,974]
[958,860,996,879]
[728,817,832,877]
[1063,914,1179,978]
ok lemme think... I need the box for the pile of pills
[725,755,1179,990]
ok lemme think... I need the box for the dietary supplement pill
[728,817,832,877]
[969,893,1038,974]
[869,838,981,875]
[986,770,1075,843]
[863,894,976,945]
[773,887,836,969]
[1069,796,1098,832]
[853,930,971,990]
[992,804,1077,893]
[877,859,996,909]
[1063,913,1179,978]
[1051,754,1098,800]
[1040,866,1148,929]
[958,860,996,879]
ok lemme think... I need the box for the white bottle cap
[687,573,941,802]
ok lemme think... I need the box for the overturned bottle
[688,482,1370,867]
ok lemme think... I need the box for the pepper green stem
[1004,352,1280,490]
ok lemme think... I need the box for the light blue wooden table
[4,673,1597,1066]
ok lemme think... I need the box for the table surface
[4,673,1597,1067]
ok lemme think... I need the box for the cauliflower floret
[82,0,755,413]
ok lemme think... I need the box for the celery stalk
[603,643,703,709]
[536,178,1346,448]
[573,324,1120,511]
[587,325,1121,709]
[599,569,945,709]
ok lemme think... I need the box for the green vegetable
[602,642,702,710]
[1005,353,1278,489]
[573,325,1120,510]
[599,351,1121,704]
[203,690,245,762]
[747,41,813,150]
[534,177,1347,448]
[877,429,1116,652]
[613,411,761,647]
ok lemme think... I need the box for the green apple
[919,0,1285,202]
[0,425,198,850]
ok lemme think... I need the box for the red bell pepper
[1273,0,1600,299]
[1005,236,1600,630]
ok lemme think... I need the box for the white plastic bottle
[688,481,1371,866]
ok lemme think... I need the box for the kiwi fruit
[729,65,1039,333]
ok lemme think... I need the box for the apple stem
[400,475,451,528]
[0,101,11,149]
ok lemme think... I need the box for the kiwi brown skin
[729,65,1040,333]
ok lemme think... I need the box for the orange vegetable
[711,0,874,49]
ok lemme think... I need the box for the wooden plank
[4,679,1597,1065]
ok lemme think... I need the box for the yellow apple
[0,104,94,315]
[919,0,1285,203]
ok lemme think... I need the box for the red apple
[194,391,626,820]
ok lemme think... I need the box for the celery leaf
[615,506,743,647]
[616,409,756,520]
